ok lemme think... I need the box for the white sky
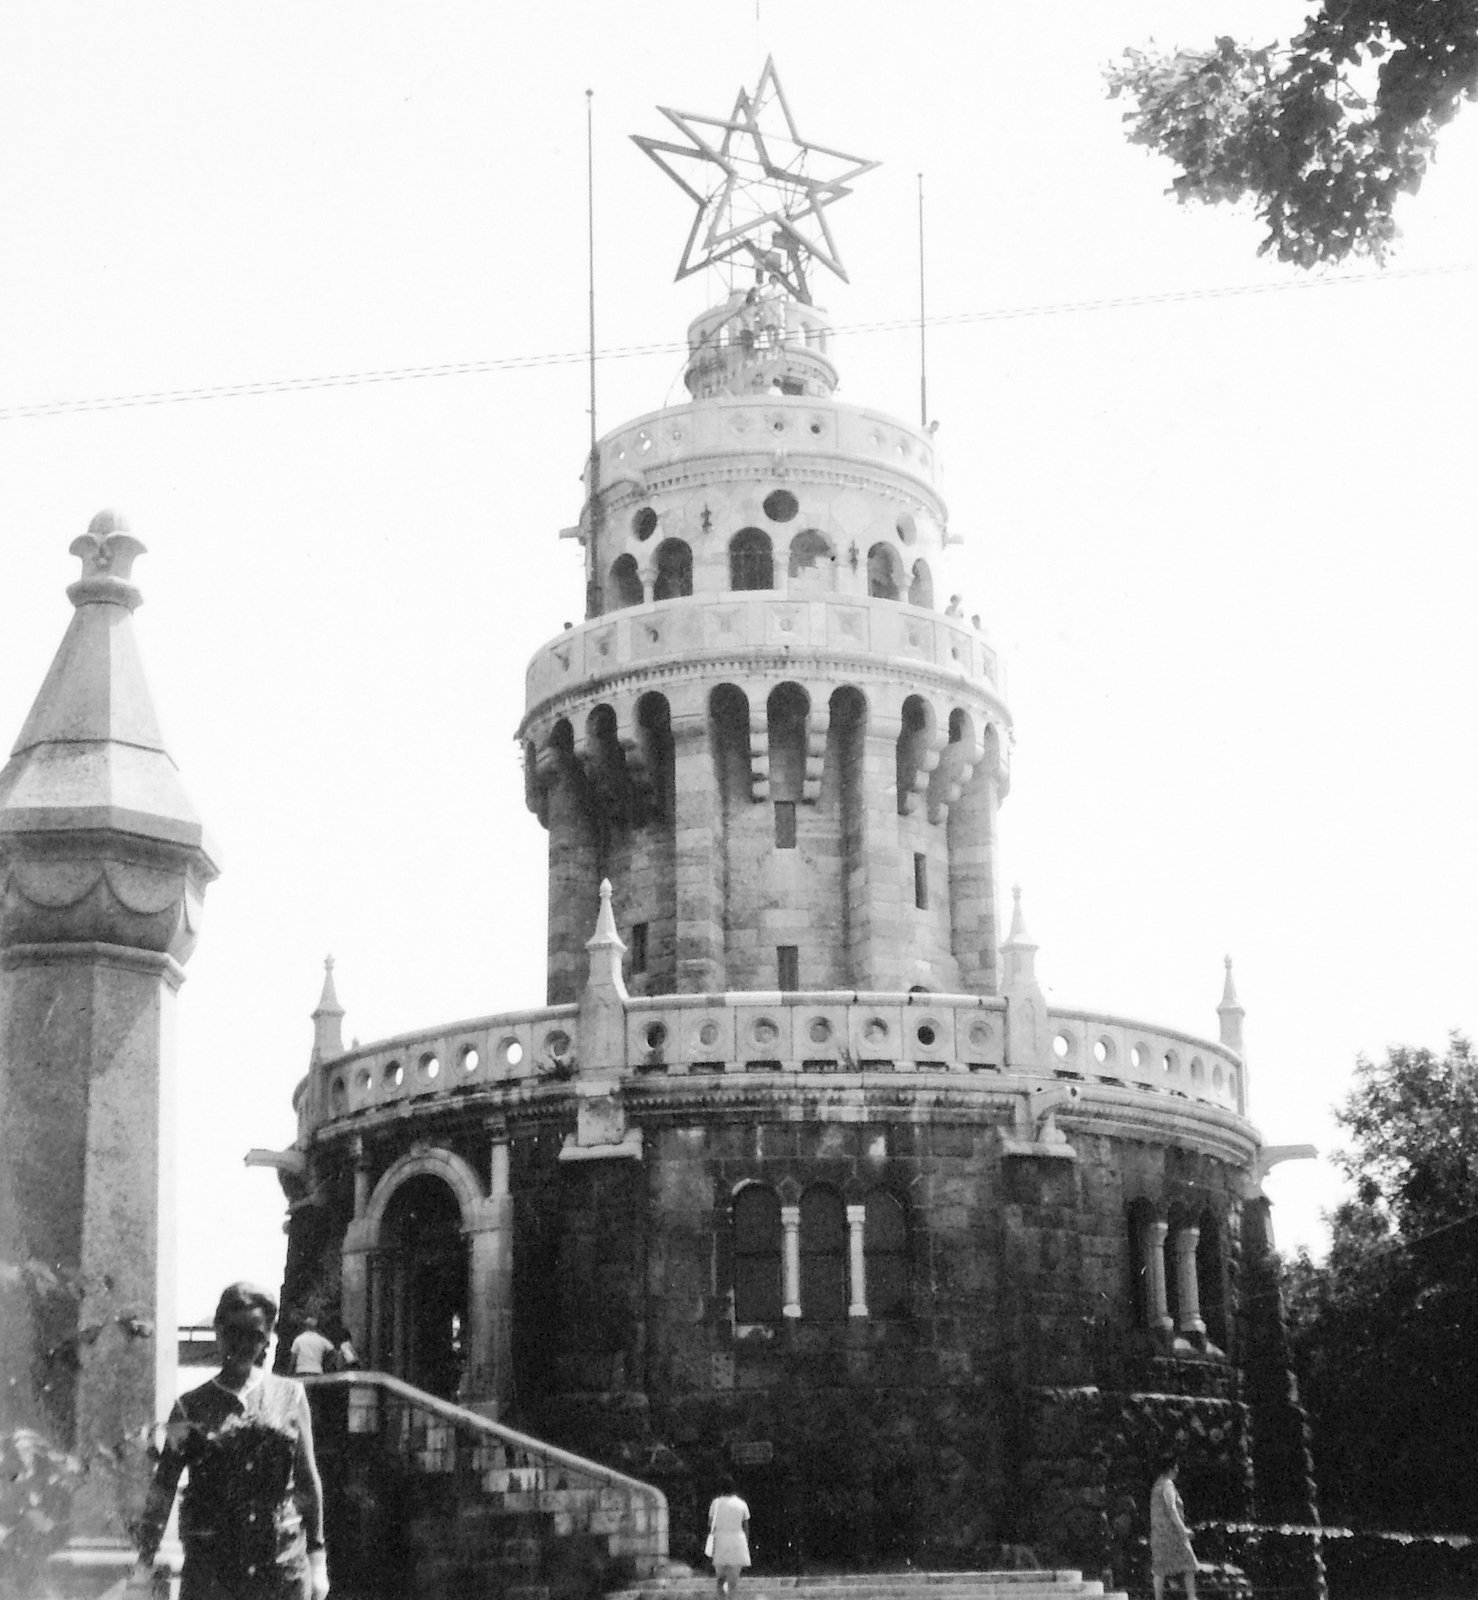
[1,1,1473,1324]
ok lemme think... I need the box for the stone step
[609,1573,1129,1600]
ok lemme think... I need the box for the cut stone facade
[265,277,1321,1590]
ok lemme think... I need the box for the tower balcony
[299,990,1250,1160]
[523,591,1002,724]
[587,391,943,523]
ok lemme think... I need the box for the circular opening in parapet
[916,1023,937,1048]
[1228,1069,1239,1099]
[1190,1057,1205,1085]
[1213,1063,1225,1090]
[420,1052,440,1081]
[357,1069,372,1094]
[864,1018,889,1046]
[896,512,917,544]
[968,1020,993,1048]
[751,1017,779,1047]
[460,1045,480,1073]
[384,1060,404,1089]
[1130,1045,1143,1070]
[544,1030,572,1062]
[645,1022,667,1052]
[1052,1031,1074,1060]
[1163,1050,1179,1076]
[497,1037,523,1069]
[809,420,823,436]
[633,507,658,541]
[1093,1037,1115,1065]
[808,1017,832,1045]
[763,489,799,523]
[331,1076,346,1106]
[698,1020,720,1048]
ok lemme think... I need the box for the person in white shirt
[290,1315,336,1376]
[707,1478,751,1600]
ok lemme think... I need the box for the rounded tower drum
[521,287,1009,1002]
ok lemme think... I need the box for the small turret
[1001,885,1049,1071]
[578,878,628,1074]
[311,955,346,1064]
[1218,955,1245,1054]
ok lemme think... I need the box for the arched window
[733,1186,782,1323]
[788,529,833,589]
[1127,1198,1160,1328]
[908,559,934,609]
[653,538,692,601]
[1197,1209,1227,1350]
[865,1192,908,1317]
[895,695,933,814]
[800,1186,847,1320]
[766,682,809,802]
[608,553,643,610]
[730,528,773,590]
[867,542,901,600]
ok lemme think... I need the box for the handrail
[303,1370,669,1512]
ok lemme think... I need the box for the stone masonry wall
[493,1099,1254,1571]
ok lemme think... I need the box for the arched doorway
[377,1174,468,1399]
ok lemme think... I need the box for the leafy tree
[1106,5,1478,266]
[1282,1035,1478,1531]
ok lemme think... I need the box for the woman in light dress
[1149,1458,1198,1600]
[129,1282,330,1600]
[706,1477,751,1600]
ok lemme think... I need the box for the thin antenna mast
[586,89,598,460]
[585,89,600,618]
[918,172,928,428]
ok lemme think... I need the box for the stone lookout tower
[265,61,1320,1584]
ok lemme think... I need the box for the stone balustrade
[310,992,1245,1130]
[595,392,941,497]
[525,591,1000,712]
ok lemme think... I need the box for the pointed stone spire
[998,883,1036,953]
[0,511,216,870]
[1218,955,1245,1054]
[312,956,345,1063]
[577,879,628,1074]
[0,518,217,1581]
[1000,885,1049,1071]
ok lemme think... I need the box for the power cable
[0,260,1469,423]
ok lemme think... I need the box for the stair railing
[303,1371,668,1598]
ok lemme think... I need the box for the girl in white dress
[707,1478,751,1600]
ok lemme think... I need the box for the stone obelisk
[0,514,218,1591]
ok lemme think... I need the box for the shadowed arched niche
[351,1147,501,1401]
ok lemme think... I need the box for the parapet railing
[523,591,1001,712]
[305,1371,668,1598]
[307,992,1245,1132]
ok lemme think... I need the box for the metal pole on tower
[585,89,601,618]
[918,172,928,429]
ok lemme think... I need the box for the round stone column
[0,517,218,1587]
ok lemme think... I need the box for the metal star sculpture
[632,58,879,305]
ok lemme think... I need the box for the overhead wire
[0,259,1469,424]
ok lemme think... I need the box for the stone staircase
[609,1571,1129,1600]
[303,1371,668,1599]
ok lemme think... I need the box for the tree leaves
[1106,4,1478,265]
[1281,1034,1478,1530]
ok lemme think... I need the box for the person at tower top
[130,1281,330,1600]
